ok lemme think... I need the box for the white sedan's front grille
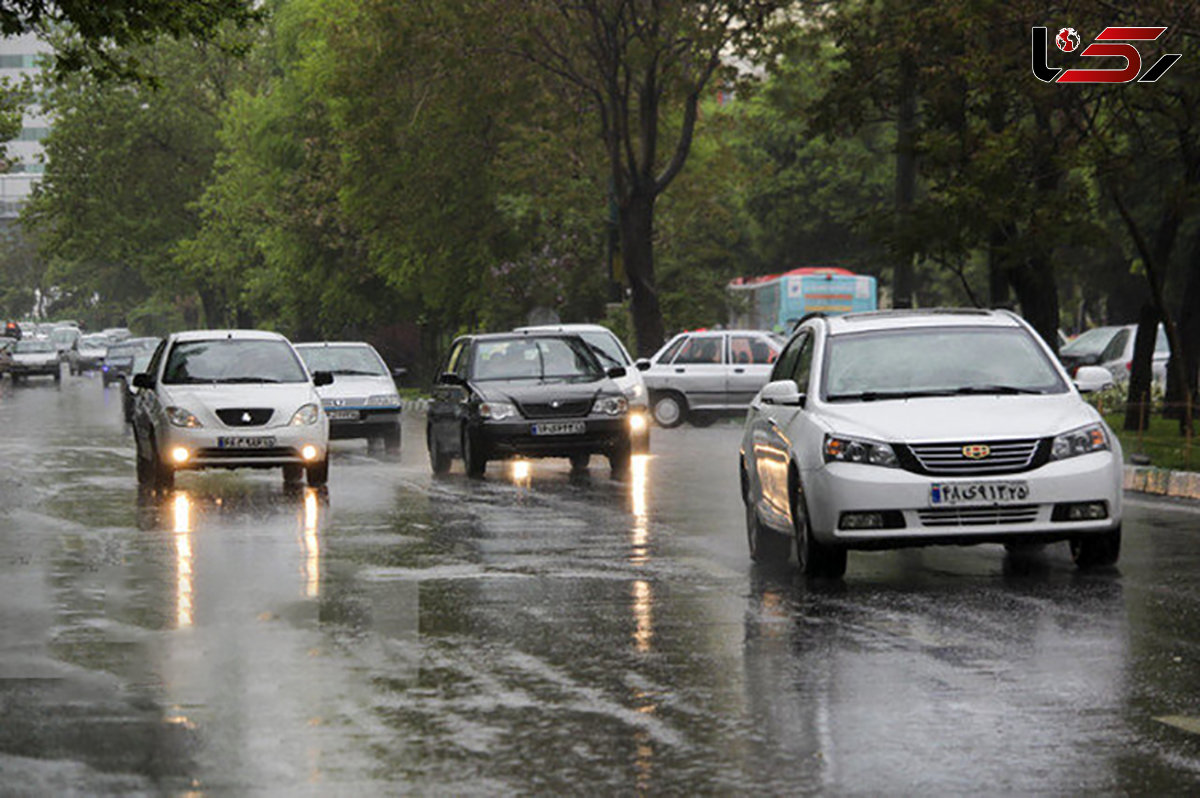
[917,505,1039,527]
[905,439,1042,475]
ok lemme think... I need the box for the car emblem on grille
[550,400,562,408]
[962,444,991,459]
[242,412,252,423]
[331,398,346,407]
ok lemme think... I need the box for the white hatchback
[740,309,1123,577]
[131,330,333,489]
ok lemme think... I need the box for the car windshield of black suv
[163,339,308,384]
[824,327,1068,401]
[473,337,602,382]
[298,346,387,376]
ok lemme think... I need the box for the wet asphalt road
[2,375,1200,795]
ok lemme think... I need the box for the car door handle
[733,368,745,374]
[675,368,685,373]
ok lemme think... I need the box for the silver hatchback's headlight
[823,433,899,468]
[592,395,629,416]
[289,403,320,426]
[166,406,203,428]
[479,400,517,421]
[1050,424,1109,461]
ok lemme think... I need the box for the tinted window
[730,335,779,365]
[674,335,724,364]
[793,335,814,391]
[445,341,467,377]
[471,337,601,381]
[163,339,308,385]
[656,336,686,364]
[1100,330,1130,362]
[771,333,805,383]
[298,345,387,376]
[1061,327,1119,357]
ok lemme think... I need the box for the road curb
[1124,465,1200,500]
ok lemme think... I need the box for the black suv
[427,333,634,477]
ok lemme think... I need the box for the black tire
[151,439,174,491]
[1070,526,1121,568]
[745,498,791,564]
[53,369,61,384]
[283,464,305,484]
[383,424,402,455]
[652,392,687,428]
[570,453,590,470]
[462,427,487,478]
[135,438,153,486]
[306,457,329,487]
[428,426,451,475]
[792,478,847,578]
[689,411,716,428]
[607,437,632,476]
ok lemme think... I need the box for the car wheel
[1069,526,1121,568]
[744,497,791,564]
[135,438,153,486]
[306,457,330,487]
[151,439,174,491]
[689,411,716,428]
[607,436,633,477]
[383,425,402,456]
[53,369,61,384]
[792,478,847,578]
[462,427,487,478]
[570,453,590,470]
[652,392,687,428]
[428,425,451,475]
[283,464,305,484]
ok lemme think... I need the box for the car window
[673,335,724,365]
[471,337,601,381]
[163,339,308,385]
[298,345,387,376]
[792,334,814,392]
[1101,329,1130,362]
[1061,327,1118,357]
[444,340,466,378]
[1155,326,1169,353]
[15,340,54,353]
[657,335,686,364]
[579,331,629,367]
[145,339,168,380]
[729,334,779,365]
[823,327,1068,399]
[771,333,805,383]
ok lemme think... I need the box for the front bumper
[10,363,59,376]
[157,424,329,470]
[806,452,1123,548]
[325,407,401,440]
[477,415,633,458]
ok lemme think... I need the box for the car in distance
[639,329,783,427]
[131,330,334,489]
[1059,324,1168,386]
[101,336,159,386]
[740,309,1123,578]
[0,338,14,375]
[514,323,650,452]
[49,326,81,362]
[9,339,61,383]
[3,320,20,340]
[294,342,403,453]
[69,333,113,375]
[427,333,634,476]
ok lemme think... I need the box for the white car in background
[8,339,61,383]
[131,330,333,489]
[740,309,1122,577]
[514,323,650,452]
[295,342,403,453]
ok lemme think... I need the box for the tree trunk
[893,51,917,309]
[621,189,665,357]
[1166,227,1200,425]
[988,224,1013,308]
[1007,255,1060,354]
[1125,302,1159,432]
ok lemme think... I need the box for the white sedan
[740,309,1123,578]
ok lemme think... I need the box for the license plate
[217,436,277,449]
[327,409,360,421]
[930,481,1030,506]
[531,421,585,436]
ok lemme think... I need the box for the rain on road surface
[2,375,1200,795]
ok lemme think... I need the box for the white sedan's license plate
[327,409,360,421]
[531,421,585,436]
[930,481,1030,506]
[217,436,277,449]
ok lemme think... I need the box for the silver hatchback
[639,330,783,427]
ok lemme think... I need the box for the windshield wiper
[954,384,1045,395]
[215,377,283,384]
[826,389,957,401]
[332,369,382,376]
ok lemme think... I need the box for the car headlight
[479,400,517,421]
[367,393,401,406]
[1050,423,1109,461]
[289,403,320,426]
[625,383,645,400]
[166,406,203,428]
[592,395,629,416]
[823,433,899,468]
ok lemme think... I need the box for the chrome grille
[917,505,1039,527]
[904,439,1041,475]
[519,399,591,419]
[215,408,274,427]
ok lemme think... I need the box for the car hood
[160,382,319,413]
[814,393,1099,442]
[473,377,617,404]
[314,375,395,401]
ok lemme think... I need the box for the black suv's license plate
[217,436,277,449]
[531,421,585,436]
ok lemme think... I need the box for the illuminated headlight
[289,403,320,426]
[1050,424,1109,461]
[823,433,899,468]
[166,406,203,428]
[592,395,629,416]
[171,447,190,464]
[301,445,319,461]
[629,412,647,433]
[368,393,401,406]
[479,400,517,421]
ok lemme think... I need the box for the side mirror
[132,372,154,390]
[392,366,408,379]
[1073,365,1113,394]
[760,379,805,407]
[438,372,465,386]
[606,366,627,379]
[312,370,334,387]
[635,359,651,372]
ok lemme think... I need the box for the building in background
[0,33,50,221]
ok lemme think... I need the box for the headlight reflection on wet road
[301,488,321,599]
[173,491,194,629]
[629,454,654,655]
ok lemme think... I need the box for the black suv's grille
[216,408,275,427]
[896,438,1049,476]
[519,400,591,419]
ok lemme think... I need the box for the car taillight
[1125,361,1132,372]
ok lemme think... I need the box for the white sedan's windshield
[163,339,308,384]
[824,327,1067,400]
[298,345,387,376]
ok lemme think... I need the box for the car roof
[463,332,585,343]
[171,329,289,343]
[821,308,1022,335]
[514,324,615,334]
[294,341,375,349]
